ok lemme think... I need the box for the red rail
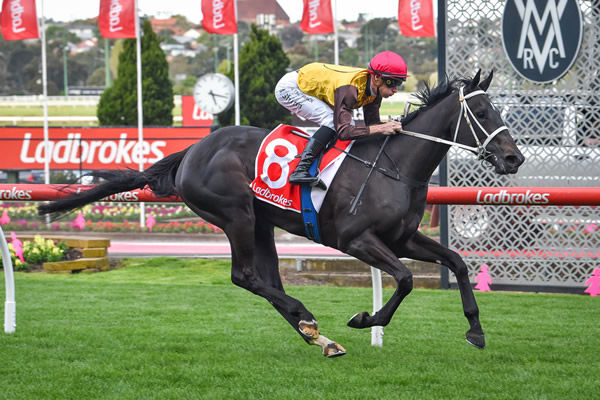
[0,184,599,206]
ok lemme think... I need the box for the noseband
[400,86,509,159]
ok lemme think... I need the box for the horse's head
[453,70,525,174]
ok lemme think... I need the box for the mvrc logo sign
[502,0,583,83]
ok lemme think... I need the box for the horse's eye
[476,111,486,119]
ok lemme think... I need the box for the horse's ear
[479,70,494,91]
[469,69,481,89]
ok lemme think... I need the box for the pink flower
[146,214,156,232]
[0,210,10,225]
[72,212,86,230]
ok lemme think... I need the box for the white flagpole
[233,0,240,125]
[333,0,339,65]
[40,0,51,226]
[134,0,145,227]
[40,0,49,185]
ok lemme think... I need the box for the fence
[444,0,600,290]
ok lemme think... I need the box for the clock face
[193,73,235,115]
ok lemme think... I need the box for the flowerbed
[1,201,223,234]
[2,219,223,234]
[0,202,196,222]
[6,234,68,271]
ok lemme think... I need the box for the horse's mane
[401,76,473,125]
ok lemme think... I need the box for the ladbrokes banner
[398,0,435,37]
[181,96,214,126]
[0,0,39,40]
[201,0,237,34]
[0,127,210,170]
[300,0,334,34]
[98,0,137,38]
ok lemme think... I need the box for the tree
[220,25,290,128]
[278,25,304,50]
[97,20,173,126]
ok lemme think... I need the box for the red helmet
[368,51,408,78]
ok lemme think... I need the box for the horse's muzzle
[496,151,525,174]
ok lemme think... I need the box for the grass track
[1,257,598,399]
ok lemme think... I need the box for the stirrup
[290,173,327,190]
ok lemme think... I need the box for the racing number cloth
[250,124,352,213]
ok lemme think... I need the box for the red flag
[98,0,137,39]
[398,0,435,37]
[300,0,334,34]
[201,0,237,34]
[0,0,39,40]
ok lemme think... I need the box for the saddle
[250,124,354,242]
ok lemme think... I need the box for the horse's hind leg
[395,232,485,349]
[249,221,346,357]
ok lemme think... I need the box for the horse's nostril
[506,154,525,168]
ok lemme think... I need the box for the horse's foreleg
[396,232,485,349]
[343,231,414,329]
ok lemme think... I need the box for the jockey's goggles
[382,76,405,89]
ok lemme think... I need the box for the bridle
[400,86,509,159]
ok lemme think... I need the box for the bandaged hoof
[309,334,346,358]
[347,311,370,329]
[299,319,319,340]
[323,342,346,358]
[465,330,485,349]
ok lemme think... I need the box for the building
[237,0,290,26]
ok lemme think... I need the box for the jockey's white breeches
[275,71,335,132]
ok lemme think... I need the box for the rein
[289,129,401,180]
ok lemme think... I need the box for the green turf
[0,105,183,127]
[1,257,598,399]
[0,105,98,117]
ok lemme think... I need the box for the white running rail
[0,226,16,333]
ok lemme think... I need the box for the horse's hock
[280,258,440,289]
[19,235,111,273]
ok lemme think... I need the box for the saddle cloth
[250,124,353,213]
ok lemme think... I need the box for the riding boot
[289,126,337,188]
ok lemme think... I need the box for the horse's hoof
[465,331,485,349]
[323,342,346,358]
[347,311,370,329]
[299,319,319,340]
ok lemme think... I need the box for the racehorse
[39,71,524,357]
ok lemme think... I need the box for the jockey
[275,50,407,187]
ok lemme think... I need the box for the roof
[150,18,186,36]
[237,0,290,23]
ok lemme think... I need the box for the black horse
[39,71,524,357]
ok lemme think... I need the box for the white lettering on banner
[103,191,139,202]
[18,134,166,165]
[260,138,297,189]
[213,0,225,29]
[410,0,423,31]
[308,0,322,28]
[10,0,26,33]
[250,181,293,208]
[192,104,213,120]
[0,186,32,200]
[476,189,550,205]
[109,0,124,32]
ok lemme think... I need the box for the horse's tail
[38,147,190,218]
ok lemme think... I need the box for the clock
[193,73,235,115]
